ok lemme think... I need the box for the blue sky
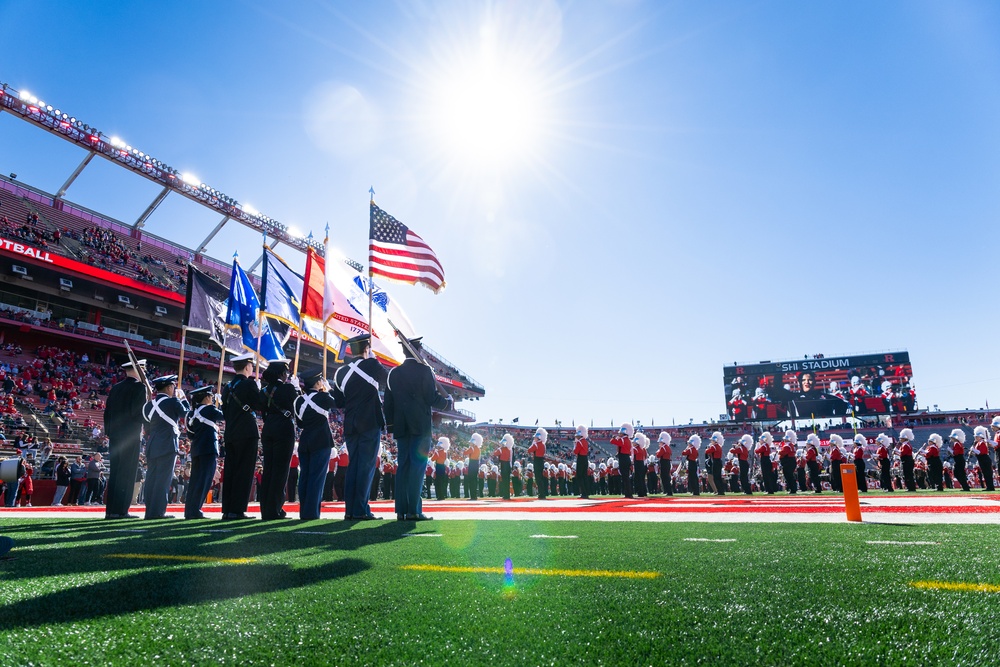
[2,1,1000,426]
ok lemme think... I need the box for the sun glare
[434,58,541,166]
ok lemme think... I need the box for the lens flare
[502,557,516,598]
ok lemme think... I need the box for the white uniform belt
[144,396,179,435]
[191,405,217,432]
[337,360,380,395]
[297,392,330,421]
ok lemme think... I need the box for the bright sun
[434,59,541,166]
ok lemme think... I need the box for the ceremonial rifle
[123,338,153,397]
[386,319,451,401]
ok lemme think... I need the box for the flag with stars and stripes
[368,202,445,293]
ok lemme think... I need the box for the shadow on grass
[0,557,370,631]
[0,519,415,584]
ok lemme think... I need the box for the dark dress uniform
[259,378,300,520]
[384,356,451,519]
[142,390,189,519]
[185,399,223,519]
[294,388,337,520]
[333,356,388,519]
[103,375,147,517]
[221,374,262,518]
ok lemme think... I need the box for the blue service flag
[261,247,327,343]
[226,259,285,361]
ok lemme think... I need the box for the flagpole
[322,222,331,379]
[177,325,188,383]
[368,187,375,345]
[216,344,227,394]
[255,231,266,379]
[292,326,302,376]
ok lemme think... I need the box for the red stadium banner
[0,235,185,304]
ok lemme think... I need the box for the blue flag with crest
[226,258,284,361]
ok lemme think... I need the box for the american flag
[368,202,446,293]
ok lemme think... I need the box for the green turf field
[1,518,999,666]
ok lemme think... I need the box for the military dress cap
[151,374,178,389]
[188,386,214,401]
[230,352,256,363]
[299,368,325,388]
[344,334,371,357]
[401,336,424,359]
[121,359,147,368]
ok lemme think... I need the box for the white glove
[322,378,331,392]
[254,378,262,390]
[289,375,301,390]
[175,388,186,401]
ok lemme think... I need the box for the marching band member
[975,423,996,491]
[732,434,752,495]
[655,432,673,497]
[898,428,917,492]
[755,432,776,494]
[573,425,591,499]
[708,432,726,496]
[779,430,798,494]
[512,461,523,497]
[683,435,701,496]
[464,434,483,500]
[527,428,548,499]
[632,433,649,497]
[805,434,823,494]
[875,434,893,491]
[497,434,514,500]
[525,462,535,497]
[852,434,868,492]
[924,433,945,491]
[952,428,972,492]
[611,424,634,499]
[431,437,450,500]
[827,434,845,492]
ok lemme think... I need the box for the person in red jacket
[526,428,548,499]
[708,432,726,496]
[655,432,673,497]
[852,434,868,493]
[731,434,752,495]
[683,435,701,495]
[875,434,893,492]
[779,430,798,494]
[979,420,997,491]
[897,428,917,492]
[497,434,514,500]
[464,433,483,501]
[951,428,972,492]
[573,425,591,499]
[827,434,845,492]
[611,424,634,498]
[632,433,649,497]
[804,433,823,494]
[755,432,776,494]
[922,433,944,491]
[430,437,450,500]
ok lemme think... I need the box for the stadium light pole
[55,152,96,200]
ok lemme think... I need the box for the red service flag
[301,247,326,321]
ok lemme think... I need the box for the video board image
[722,352,915,421]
